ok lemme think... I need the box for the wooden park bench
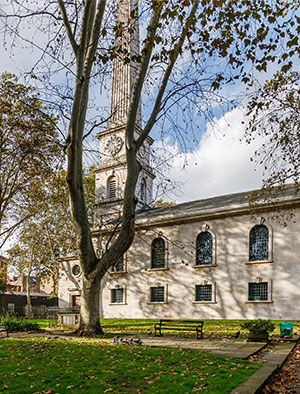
[0,324,9,338]
[154,319,204,340]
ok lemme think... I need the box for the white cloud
[153,107,265,203]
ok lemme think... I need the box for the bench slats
[154,319,203,340]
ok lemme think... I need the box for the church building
[58,0,300,321]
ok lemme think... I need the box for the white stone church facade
[58,0,300,321]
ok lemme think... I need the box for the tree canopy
[7,168,95,295]
[0,72,63,248]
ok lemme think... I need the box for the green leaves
[0,73,63,243]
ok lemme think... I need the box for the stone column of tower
[94,0,155,228]
[109,0,141,127]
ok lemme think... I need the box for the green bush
[240,319,275,335]
[0,312,39,332]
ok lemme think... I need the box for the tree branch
[136,0,200,151]
[57,0,79,56]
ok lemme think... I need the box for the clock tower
[94,0,155,226]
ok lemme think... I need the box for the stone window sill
[193,264,217,269]
[193,301,216,304]
[109,271,127,275]
[246,260,273,265]
[109,302,127,306]
[246,300,273,304]
[147,267,169,272]
[147,302,168,305]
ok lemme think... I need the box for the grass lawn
[30,318,300,339]
[99,319,300,339]
[0,337,260,393]
[30,319,50,330]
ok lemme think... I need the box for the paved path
[4,332,265,359]
[232,341,297,394]
[137,336,266,359]
[262,340,300,393]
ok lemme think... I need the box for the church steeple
[94,0,154,226]
[109,0,141,127]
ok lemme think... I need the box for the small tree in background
[7,168,95,299]
[0,73,63,249]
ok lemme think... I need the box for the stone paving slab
[231,342,296,394]
[131,337,266,360]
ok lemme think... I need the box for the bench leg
[154,327,161,337]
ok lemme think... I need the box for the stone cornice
[96,123,154,145]
[92,193,300,236]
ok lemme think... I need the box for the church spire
[94,0,154,226]
[109,0,141,128]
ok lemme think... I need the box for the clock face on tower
[105,136,123,155]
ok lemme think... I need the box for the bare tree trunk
[45,226,59,296]
[57,0,199,335]
[77,273,103,335]
[26,260,33,319]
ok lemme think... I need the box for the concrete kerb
[231,340,299,394]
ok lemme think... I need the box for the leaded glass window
[151,238,165,269]
[150,286,164,302]
[111,288,124,303]
[249,225,269,261]
[248,282,268,301]
[195,284,212,301]
[196,232,213,265]
[112,256,124,272]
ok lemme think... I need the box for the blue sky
[0,1,273,205]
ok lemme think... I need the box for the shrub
[0,312,39,332]
[241,319,275,335]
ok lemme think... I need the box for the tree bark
[77,273,104,335]
[58,0,199,335]
[26,260,33,319]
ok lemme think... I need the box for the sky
[153,107,265,203]
[0,43,266,207]
[0,1,268,207]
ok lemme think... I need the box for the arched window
[249,225,269,261]
[151,238,165,269]
[140,178,146,203]
[196,232,213,265]
[107,176,116,199]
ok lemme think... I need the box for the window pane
[248,282,268,301]
[195,285,212,301]
[112,256,124,272]
[151,238,165,268]
[249,225,269,261]
[150,286,164,302]
[111,288,124,303]
[196,232,213,265]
